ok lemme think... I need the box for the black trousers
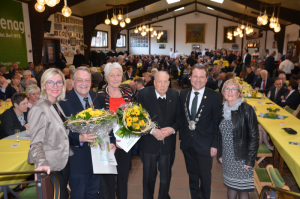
[53,159,70,199]
[182,142,213,199]
[140,151,175,199]
[103,148,131,199]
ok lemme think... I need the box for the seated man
[278,80,300,110]
[254,70,274,91]
[206,72,219,91]
[240,67,255,85]
[0,93,29,139]
[251,68,261,87]
[0,76,15,101]
[227,61,241,76]
[266,78,288,105]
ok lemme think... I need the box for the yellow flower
[134,110,140,116]
[128,108,133,112]
[126,117,133,123]
[134,123,140,130]
[133,117,139,122]
[133,105,139,110]
[86,108,93,113]
[139,120,145,127]
[127,122,132,127]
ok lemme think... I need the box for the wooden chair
[254,144,273,168]
[284,106,294,114]
[292,104,300,118]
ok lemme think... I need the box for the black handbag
[282,128,297,135]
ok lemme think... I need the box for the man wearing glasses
[60,67,112,199]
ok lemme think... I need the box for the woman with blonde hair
[218,79,259,199]
[11,75,24,93]
[28,68,73,199]
[26,85,40,108]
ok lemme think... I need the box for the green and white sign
[0,0,28,69]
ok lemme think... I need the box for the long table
[0,101,12,115]
[241,82,300,187]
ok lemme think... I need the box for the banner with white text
[0,0,28,69]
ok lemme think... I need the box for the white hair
[23,70,31,76]
[117,55,124,62]
[260,69,268,75]
[154,70,169,80]
[104,62,123,76]
[69,65,76,72]
[91,67,98,73]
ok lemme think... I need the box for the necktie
[275,89,278,100]
[263,80,266,90]
[285,92,290,100]
[83,97,90,109]
[191,92,199,120]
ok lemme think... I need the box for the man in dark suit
[206,72,219,90]
[0,65,10,79]
[191,48,198,58]
[227,61,241,76]
[242,49,251,78]
[60,67,115,199]
[241,67,255,85]
[251,68,261,88]
[137,71,181,199]
[27,62,36,77]
[162,57,172,71]
[212,52,221,63]
[178,65,222,199]
[278,80,300,110]
[265,52,275,78]
[266,78,288,104]
[172,60,182,81]
[254,70,274,92]
[73,49,85,68]
[227,50,235,65]
[0,76,15,101]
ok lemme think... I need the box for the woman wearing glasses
[218,79,259,199]
[28,68,73,199]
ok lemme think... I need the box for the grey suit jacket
[27,99,73,171]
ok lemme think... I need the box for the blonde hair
[35,65,43,73]
[26,85,40,96]
[221,79,243,101]
[40,68,66,102]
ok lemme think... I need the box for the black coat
[227,66,241,76]
[268,86,288,105]
[137,86,181,155]
[217,102,259,167]
[244,71,255,85]
[91,72,103,88]
[73,54,85,68]
[56,57,67,70]
[254,77,274,90]
[243,53,251,66]
[178,88,222,155]
[279,90,300,110]
[145,80,154,87]
[265,56,275,72]
[206,77,219,90]
[35,71,43,88]
[0,107,28,139]
[59,89,106,173]
[0,84,15,100]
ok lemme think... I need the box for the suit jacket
[145,80,154,87]
[244,71,255,85]
[0,107,28,139]
[236,55,242,65]
[268,87,288,104]
[59,89,105,173]
[178,88,222,155]
[206,77,219,90]
[125,72,134,80]
[265,56,275,72]
[254,77,274,90]
[163,60,172,71]
[137,86,181,155]
[227,66,241,76]
[91,72,103,88]
[251,75,259,88]
[243,53,251,66]
[28,99,73,171]
[279,90,300,110]
[73,54,85,68]
[0,84,15,100]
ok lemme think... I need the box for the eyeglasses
[224,87,239,92]
[46,81,64,88]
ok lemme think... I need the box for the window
[91,31,108,47]
[116,34,126,48]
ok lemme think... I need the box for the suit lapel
[186,88,192,117]
[196,88,208,117]
[149,87,163,125]
[70,89,85,113]
[50,105,63,125]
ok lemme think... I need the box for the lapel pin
[204,96,207,99]
[169,100,171,102]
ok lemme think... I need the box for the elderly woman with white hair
[28,68,73,199]
[151,68,158,76]
[218,79,259,199]
[26,85,40,108]
[98,62,134,199]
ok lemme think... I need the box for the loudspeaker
[44,21,51,33]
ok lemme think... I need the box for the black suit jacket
[243,53,251,66]
[137,86,181,155]
[0,107,28,139]
[265,56,275,72]
[178,88,222,155]
[59,89,106,173]
[206,77,219,90]
[268,87,288,104]
[0,84,15,100]
[254,77,274,90]
[73,54,85,68]
[125,72,134,80]
[227,66,241,76]
[244,71,255,85]
[145,80,154,87]
[279,90,300,110]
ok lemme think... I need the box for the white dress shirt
[189,87,205,114]
[279,60,294,74]
[260,78,268,90]
[243,53,248,64]
[169,51,174,59]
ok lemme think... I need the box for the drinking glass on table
[15,129,20,142]
[261,93,266,101]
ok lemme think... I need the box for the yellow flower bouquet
[267,105,280,117]
[251,90,258,98]
[116,102,156,138]
[65,108,117,147]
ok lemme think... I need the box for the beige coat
[27,99,73,171]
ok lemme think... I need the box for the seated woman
[11,75,25,93]
[0,93,29,139]
[258,124,274,151]
[26,85,40,108]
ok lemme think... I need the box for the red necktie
[285,91,290,100]
[263,80,266,90]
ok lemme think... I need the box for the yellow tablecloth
[0,139,33,196]
[213,60,230,67]
[241,82,300,187]
[0,102,12,115]
[121,80,131,85]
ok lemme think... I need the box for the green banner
[0,0,28,70]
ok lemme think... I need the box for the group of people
[1,47,299,199]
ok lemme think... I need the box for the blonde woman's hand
[243,165,252,170]
[219,157,222,163]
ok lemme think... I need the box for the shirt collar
[155,89,166,99]
[192,87,205,95]
[74,90,91,102]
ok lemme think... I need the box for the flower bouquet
[267,105,280,117]
[251,90,258,98]
[64,108,117,148]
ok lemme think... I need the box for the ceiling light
[125,15,131,23]
[35,3,45,12]
[134,27,138,33]
[166,0,180,4]
[174,7,184,11]
[37,0,48,5]
[207,7,214,10]
[117,9,123,21]
[62,0,72,17]
[46,0,56,7]
[138,25,142,31]
[153,30,157,36]
[105,16,110,25]
[146,25,149,32]
[120,20,126,28]
[149,26,153,31]
[142,24,146,29]
[210,0,224,3]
